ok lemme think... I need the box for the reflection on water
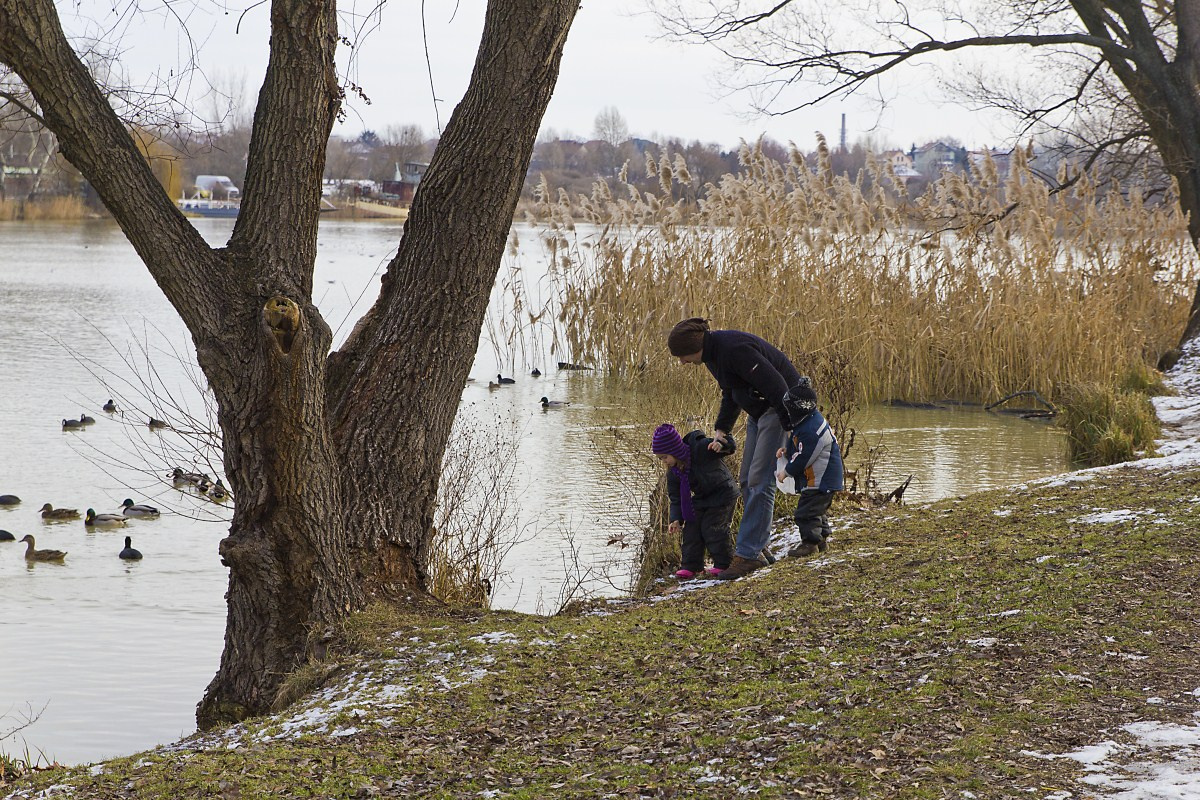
[0,220,1070,765]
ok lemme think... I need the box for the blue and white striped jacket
[782,409,844,493]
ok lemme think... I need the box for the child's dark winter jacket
[666,430,739,522]
[702,330,802,433]
[782,410,844,493]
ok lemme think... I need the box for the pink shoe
[704,567,723,577]
[674,569,697,580]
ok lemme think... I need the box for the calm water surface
[0,219,1070,765]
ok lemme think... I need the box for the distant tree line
[0,101,1167,210]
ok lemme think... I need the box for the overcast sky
[87,0,1015,153]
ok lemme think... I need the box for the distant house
[381,161,429,204]
[911,141,968,178]
[882,150,921,183]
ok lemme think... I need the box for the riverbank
[6,358,1200,798]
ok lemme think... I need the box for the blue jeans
[735,410,785,559]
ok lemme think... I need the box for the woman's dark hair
[667,317,710,356]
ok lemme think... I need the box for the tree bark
[0,0,579,727]
[326,0,578,594]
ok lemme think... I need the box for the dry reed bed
[0,196,89,221]
[534,137,1197,405]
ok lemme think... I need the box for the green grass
[7,461,1200,798]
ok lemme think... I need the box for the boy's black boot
[788,535,827,558]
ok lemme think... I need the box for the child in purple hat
[651,422,738,579]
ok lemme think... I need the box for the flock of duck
[3,399,229,566]
[0,495,152,563]
[482,370,571,408]
[60,399,170,431]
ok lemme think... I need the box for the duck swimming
[170,468,209,487]
[85,508,128,527]
[19,534,66,561]
[102,399,118,413]
[62,418,84,430]
[487,381,501,390]
[148,418,169,430]
[540,396,570,408]
[121,499,161,517]
[0,494,20,506]
[531,367,542,377]
[0,530,15,541]
[118,536,143,560]
[207,479,229,501]
[78,413,96,425]
[497,374,516,384]
[40,503,79,520]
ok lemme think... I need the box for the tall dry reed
[0,196,89,221]
[535,137,1197,406]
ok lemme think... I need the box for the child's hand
[668,520,681,535]
[775,447,784,459]
[776,471,787,483]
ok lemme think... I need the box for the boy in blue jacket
[776,377,844,557]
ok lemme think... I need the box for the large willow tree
[0,0,579,726]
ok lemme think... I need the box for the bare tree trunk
[326,0,578,594]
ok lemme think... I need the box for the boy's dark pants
[681,504,734,572]
[794,490,834,544]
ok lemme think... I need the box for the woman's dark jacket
[666,430,739,521]
[702,330,801,433]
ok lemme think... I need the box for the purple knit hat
[651,423,690,461]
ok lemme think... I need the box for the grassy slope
[7,461,1200,799]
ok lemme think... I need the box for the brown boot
[788,539,827,558]
[717,555,767,581]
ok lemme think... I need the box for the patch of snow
[993,509,1014,517]
[989,609,1022,617]
[1071,509,1148,524]
[471,631,518,644]
[967,638,999,648]
[1036,555,1057,563]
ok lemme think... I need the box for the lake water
[0,219,1070,766]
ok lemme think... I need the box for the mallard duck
[118,536,143,560]
[62,418,84,430]
[121,499,161,517]
[85,508,128,527]
[0,494,20,506]
[207,479,229,501]
[102,399,118,413]
[19,534,66,561]
[0,530,15,541]
[78,413,96,425]
[40,503,79,520]
[170,468,209,487]
[540,396,570,408]
[148,418,169,430]
[487,381,501,390]
[497,373,516,384]
[531,367,542,377]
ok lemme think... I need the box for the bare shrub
[425,411,529,609]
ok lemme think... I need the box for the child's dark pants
[681,504,734,572]
[794,490,834,544]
